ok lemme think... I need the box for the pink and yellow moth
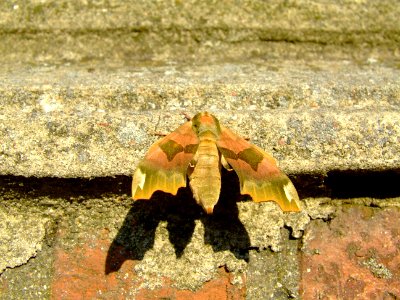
[132,112,300,214]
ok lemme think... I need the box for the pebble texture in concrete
[1,64,399,178]
[0,1,399,66]
[0,207,48,273]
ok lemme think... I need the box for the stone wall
[0,1,399,298]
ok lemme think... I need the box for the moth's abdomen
[189,140,221,214]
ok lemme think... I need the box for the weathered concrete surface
[247,231,301,299]
[1,64,399,178]
[0,243,55,299]
[0,206,48,273]
[0,1,399,66]
[2,0,398,36]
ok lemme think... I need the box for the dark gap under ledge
[0,168,400,201]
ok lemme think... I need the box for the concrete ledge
[1,64,399,178]
[2,0,398,35]
[0,1,399,66]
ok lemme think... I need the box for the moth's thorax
[198,130,219,141]
[191,112,221,138]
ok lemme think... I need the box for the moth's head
[191,112,221,137]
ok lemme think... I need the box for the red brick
[51,229,137,299]
[50,228,245,299]
[135,267,246,300]
[300,206,400,299]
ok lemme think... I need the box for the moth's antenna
[181,112,192,121]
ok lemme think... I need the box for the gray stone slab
[1,0,398,34]
[0,64,399,178]
[0,1,399,66]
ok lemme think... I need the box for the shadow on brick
[105,169,251,274]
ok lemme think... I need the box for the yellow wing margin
[132,121,199,199]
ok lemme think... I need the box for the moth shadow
[104,187,200,274]
[202,169,250,262]
[105,170,250,274]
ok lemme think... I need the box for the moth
[132,112,300,214]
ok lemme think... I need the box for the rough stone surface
[301,204,400,299]
[0,243,54,299]
[1,64,399,178]
[0,206,48,273]
[0,1,399,66]
[247,230,301,299]
[0,175,321,298]
[2,0,398,35]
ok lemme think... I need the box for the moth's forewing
[132,121,199,199]
[216,126,300,211]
